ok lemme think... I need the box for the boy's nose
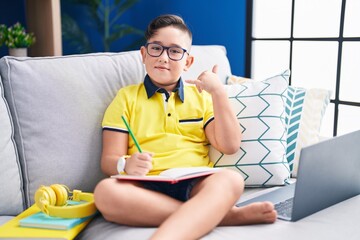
[158,49,170,61]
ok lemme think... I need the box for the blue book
[19,211,91,230]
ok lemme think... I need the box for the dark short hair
[145,14,192,43]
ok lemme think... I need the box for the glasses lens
[147,43,163,57]
[168,47,185,61]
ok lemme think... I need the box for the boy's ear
[140,46,146,63]
[183,55,194,71]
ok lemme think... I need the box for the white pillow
[210,70,291,186]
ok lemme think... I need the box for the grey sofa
[1,45,359,240]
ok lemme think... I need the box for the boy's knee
[217,169,244,196]
[94,178,115,209]
[201,169,244,197]
[94,178,126,223]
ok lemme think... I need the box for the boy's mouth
[155,66,170,71]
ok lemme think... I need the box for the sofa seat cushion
[0,216,14,226]
[76,191,360,240]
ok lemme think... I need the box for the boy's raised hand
[185,65,223,95]
[125,152,153,176]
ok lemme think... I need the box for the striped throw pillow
[285,87,331,176]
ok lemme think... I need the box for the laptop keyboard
[275,198,294,219]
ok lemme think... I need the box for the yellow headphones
[35,184,97,219]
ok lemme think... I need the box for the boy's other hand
[185,65,223,95]
[125,152,153,176]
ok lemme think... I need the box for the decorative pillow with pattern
[285,86,331,177]
[210,70,291,186]
[225,73,331,178]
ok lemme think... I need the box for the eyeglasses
[145,42,188,61]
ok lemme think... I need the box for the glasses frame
[145,42,189,61]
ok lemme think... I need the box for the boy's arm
[101,130,129,176]
[204,93,241,154]
[185,65,242,154]
[101,130,153,176]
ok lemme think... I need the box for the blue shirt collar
[144,74,184,102]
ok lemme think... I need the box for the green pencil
[121,115,142,153]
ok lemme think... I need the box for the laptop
[236,130,360,221]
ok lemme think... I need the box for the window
[247,0,360,137]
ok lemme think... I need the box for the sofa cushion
[210,70,290,186]
[0,52,146,208]
[0,75,24,215]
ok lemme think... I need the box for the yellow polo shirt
[102,75,214,175]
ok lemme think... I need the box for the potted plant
[0,22,35,57]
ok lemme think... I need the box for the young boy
[94,14,277,240]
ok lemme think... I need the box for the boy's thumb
[212,65,218,74]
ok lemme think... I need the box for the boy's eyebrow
[151,41,183,48]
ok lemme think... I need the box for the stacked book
[0,203,96,239]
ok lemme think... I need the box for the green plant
[62,0,144,53]
[0,22,35,48]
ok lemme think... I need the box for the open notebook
[112,167,220,184]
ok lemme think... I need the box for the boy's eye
[152,46,162,51]
[169,48,182,54]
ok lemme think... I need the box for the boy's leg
[219,202,277,226]
[149,169,242,239]
[94,178,183,226]
[95,170,277,239]
[150,169,277,240]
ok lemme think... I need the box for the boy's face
[140,26,194,91]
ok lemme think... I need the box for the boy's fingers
[138,154,152,162]
[137,160,152,169]
[185,79,197,84]
[212,65,218,74]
